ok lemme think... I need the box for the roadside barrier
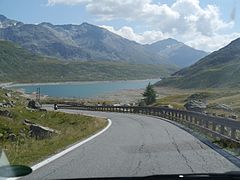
[57,103,240,145]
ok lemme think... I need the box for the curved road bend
[23,109,240,179]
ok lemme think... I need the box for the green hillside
[0,40,178,83]
[157,38,240,89]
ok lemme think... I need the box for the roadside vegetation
[142,83,157,105]
[153,87,240,120]
[0,87,107,165]
[149,87,240,155]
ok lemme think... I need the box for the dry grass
[0,88,107,166]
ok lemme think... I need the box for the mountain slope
[0,15,165,64]
[0,15,23,28]
[156,38,240,88]
[0,40,178,83]
[145,38,208,67]
[0,15,207,66]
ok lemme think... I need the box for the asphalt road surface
[22,109,240,179]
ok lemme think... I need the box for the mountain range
[145,38,207,67]
[157,38,240,88]
[0,14,207,68]
[0,40,178,83]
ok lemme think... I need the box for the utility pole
[36,87,40,102]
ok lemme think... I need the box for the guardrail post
[158,110,161,117]
[161,110,164,118]
[205,120,209,128]
[175,112,178,120]
[231,128,236,139]
[153,109,156,116]
[182,113,186,121]
[212,123,216,131]
[190,116,193,123]
[172,111,175,120]
[172,112,176,120]
[220,125,225,135]
[194,118,198,125]
[167,111,170,119]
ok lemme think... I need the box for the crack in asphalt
[131,143,144,176]
[25,109,239,179]
[186,141,209,172]
[194,139,227,168]
[127,116,155,176]
[163,126,195,173]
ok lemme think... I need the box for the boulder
[0,102,13,108]
[0,110,12,118]
[23,119,35,126]
[229,115,238,120]
[23,119,59,140]
[184,100,207,112]
[29,124,55,140]
[161,104,173,109]
[9,101,15,106]
[215,104,232,112]
[7,133,16,141]
[27,100,41,109]
[5,93,11,98]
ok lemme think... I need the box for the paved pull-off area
[23,109,239,179]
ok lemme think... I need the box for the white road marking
[31,118,112,171]
[6,118,112,180]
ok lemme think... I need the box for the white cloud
[184,32,240,52]
[101,25,240,52]
[47,0,90,6]
[101,25,169,44]
[48,0,239,52]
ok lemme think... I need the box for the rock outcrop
[184,100,207,112]
[27,100,41,109]
[24,119,59,140]
[0,110,12,118]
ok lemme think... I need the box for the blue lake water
[10,79,160,98]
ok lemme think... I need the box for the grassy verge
[153,87,240,119]
[0,88,107,166]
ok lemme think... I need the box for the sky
[0,0,240,52]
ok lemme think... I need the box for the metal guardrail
[57,103,240,145]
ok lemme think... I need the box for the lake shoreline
[0,78,160,88]
[2,79,160,103]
